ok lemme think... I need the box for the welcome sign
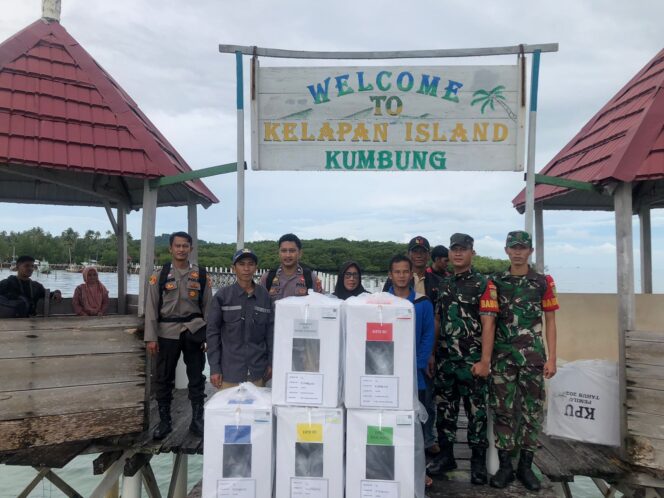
[251,64,525,171]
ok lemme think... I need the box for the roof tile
[515,49,664,209]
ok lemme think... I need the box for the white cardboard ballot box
[343,293,415,410]
[345,409,425,498]
[272,293,343,408]
[275,406,345,498]
[202,383,274,498]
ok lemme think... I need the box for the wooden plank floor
[426,420,556,498]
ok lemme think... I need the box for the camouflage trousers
[490,360,544,451]
[435,360,488,448]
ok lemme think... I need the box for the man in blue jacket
[386,254,435,488]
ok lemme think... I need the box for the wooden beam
[17,468,50,498]
[188,203,198,265]
[142,463,163,498]
[104,203,119,235]
[0,382,144,421]
[124,452,153,477]
[535,173,598,192]
[139,180,158,317]
[150,161,244,188]
[0,163,130,206]
[89,451,136,498]
[639,206,653,294]
[117,206,128,314]
[93,451,123,475]
[535,203,545,273]
[0,406,143,452]
[0,352,144,391]
[614,182,635,459]
[167,453,186,498]
[43,469,84,497]
[219,43,559,58]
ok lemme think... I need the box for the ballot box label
[287,372,324,405]
[217,478,256,497]
[360,376,399,408]
[291,477,329,498]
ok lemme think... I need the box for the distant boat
[81,260,98,269]
[9,259,16,271]
[35,260,51,274]
[66,264,81,273]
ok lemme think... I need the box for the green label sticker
[367,426,393,446]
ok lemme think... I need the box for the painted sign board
[251,63,525,172]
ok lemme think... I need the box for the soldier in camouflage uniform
[489,230,559,491]
[428,233,498,485]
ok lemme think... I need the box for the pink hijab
[79,267,108,314]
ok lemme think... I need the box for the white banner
[251,64,525,171]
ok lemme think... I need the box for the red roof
[0,18,218,204]
[514,48,664,209]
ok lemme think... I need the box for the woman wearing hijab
[333,261,367,299]
[72,267,109,316]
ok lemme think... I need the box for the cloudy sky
[0,0,662,289]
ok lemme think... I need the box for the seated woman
[72,267,109,316]
[333,261,367,299]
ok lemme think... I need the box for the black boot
[516,450,541,491]
[189,401,204,437]
[489,449,515,488]
[470,447,488,485]
[153,404,172,440]
[426,439,457,476]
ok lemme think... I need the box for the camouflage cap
[232,247,258,264]
[449,233,474,249]
[506,230,532,248]
[408,236,430,251]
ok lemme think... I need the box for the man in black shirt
[0,255,61,317]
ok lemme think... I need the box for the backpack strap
[197,266,207,311]
[303,268,313,289]
[265,268,278,291]
[157,262,172,319]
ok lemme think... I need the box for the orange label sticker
[189,290,198,298]
[149,275,157,285]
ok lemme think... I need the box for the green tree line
[1,229,510,274]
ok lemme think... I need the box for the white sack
[202,383,274,498]
[545,360,619,446]
[272,293,343,407]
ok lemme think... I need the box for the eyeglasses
[344,272,359,279]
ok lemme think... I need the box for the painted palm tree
[471,85,517,121]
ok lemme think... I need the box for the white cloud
[0,0,662,292]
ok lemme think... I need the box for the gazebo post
[138,181,158,317]
[117,206,128,314]
[188,203,198,265]
[614,181,635,458]
[535,202,545,273]
[639,205,653,294]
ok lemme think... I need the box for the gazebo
[0,2,219,313]
[0,3,219,496]
[514,48,664,490]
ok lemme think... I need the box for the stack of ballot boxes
[344,292,421,498]
[202,383,274,498]
[272,293,345,498]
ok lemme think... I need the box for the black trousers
[155,332,206,406]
